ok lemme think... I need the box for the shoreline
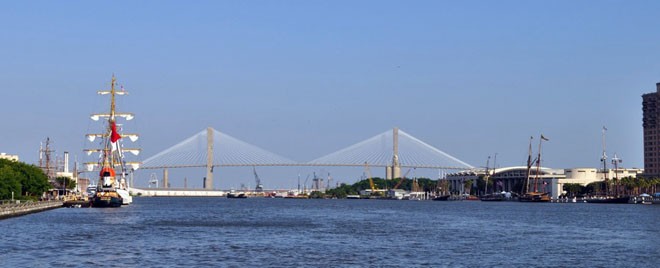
[0,201,63,220]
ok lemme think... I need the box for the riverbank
[0,200,63,220]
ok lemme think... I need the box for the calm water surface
[1,198,658,267]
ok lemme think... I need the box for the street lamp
[611,154,622,196]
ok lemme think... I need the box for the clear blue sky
[1,1,659,188]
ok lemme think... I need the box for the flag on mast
[541,134,549,141]
[110,121,121,151]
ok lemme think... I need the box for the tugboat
[85,75,141,207]
[92,166,123,207]
[519,135,551,203]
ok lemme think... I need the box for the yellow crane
[364,162,376,192]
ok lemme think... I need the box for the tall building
[642,82,660,176]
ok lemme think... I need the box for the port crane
[393,168,414,190]
[364,162,382,197]
[253,166,263,192]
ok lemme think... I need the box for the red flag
[110,122,121,143]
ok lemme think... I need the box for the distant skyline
[1,1,659,188]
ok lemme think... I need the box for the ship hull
[519,192,551,202]
[480,194,505,201]
[585,196,629,204]
[92,194,123,207]
[432,195,450,201]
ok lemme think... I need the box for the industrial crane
[363,162,379,196]
[393,168,414,190]
[253,166,263,192]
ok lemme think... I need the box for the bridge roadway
[139,163,464,169]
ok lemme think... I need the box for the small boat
[226,190,247,198]
[480,192,505,201]
[464,195,480,201]
[519,192,551,202]
[62,199,91,208]
[585,196,629,204]
[628,194,653,204]
[432,195,450,201]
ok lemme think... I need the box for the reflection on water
[1,198,658,267]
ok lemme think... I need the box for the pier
[0,201,62,220]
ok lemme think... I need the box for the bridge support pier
[206,127,214,189]
[391,127,401,179]
[163,168,169,188]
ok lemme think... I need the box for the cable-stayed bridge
[141,127,474,189]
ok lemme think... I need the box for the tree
[562,183,584,197]
[464,179,473,195]
[309,191,325,199]
[0,166,21,199]
[0,159,50,200]
[55,176,76,190]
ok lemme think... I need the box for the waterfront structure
[557,167,643,192]
[0,152,19,161]
[446,166,643,200]
[642,82,660,177]
[447,166,564,199]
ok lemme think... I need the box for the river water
[1,198,658,267]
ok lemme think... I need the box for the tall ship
[84,75,141,207]
[586,127,629,204]
[519,135,551,202]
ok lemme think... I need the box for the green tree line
[325,177,438,198]
[563,176,660,197]
[0,159,51,200]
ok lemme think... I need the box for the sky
[1,0,659,189]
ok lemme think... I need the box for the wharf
[0,201,63,220]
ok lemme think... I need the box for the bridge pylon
[386,128,401,179]
[206,127,214,189]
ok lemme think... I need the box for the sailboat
[432,170,451,201]
[519,135,551,202]
[480,155,505,201]
[84,75,141,207]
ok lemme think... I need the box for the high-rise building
[642,83,660,176]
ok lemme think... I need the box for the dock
[0,201,63,220]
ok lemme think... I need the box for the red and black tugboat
[92,166,123,207]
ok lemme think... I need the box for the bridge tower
[386,127,401,179]
[206,127,214,189]
[163,168,169,188]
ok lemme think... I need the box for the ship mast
[103,75,117,169]
[110,75,117,121]
[534,136,542,192]
[523,136,533,194]
[601,126,608,195]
